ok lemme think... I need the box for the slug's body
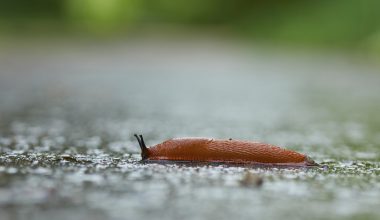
[134,135,317,166]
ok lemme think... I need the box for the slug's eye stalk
[134,134,149,160]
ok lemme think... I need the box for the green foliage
[237,1,380,49]
[1,0,380,53]
[64,0,141,32]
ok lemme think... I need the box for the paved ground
[0,38,380,220]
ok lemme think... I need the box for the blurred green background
[1,0,380,54]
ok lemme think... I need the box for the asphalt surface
[1,38,380,220]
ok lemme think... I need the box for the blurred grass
[1,0,380,54]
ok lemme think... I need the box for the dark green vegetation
[1,1,380,53]
[0,39,380,219]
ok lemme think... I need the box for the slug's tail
[305,155,320,167]
[134,134,149,160]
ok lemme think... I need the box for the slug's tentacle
[134,134,149,160]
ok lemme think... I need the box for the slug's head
[134,134,149,160]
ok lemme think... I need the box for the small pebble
[239,172,263,188]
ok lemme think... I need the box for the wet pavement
[0,38,380,220]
